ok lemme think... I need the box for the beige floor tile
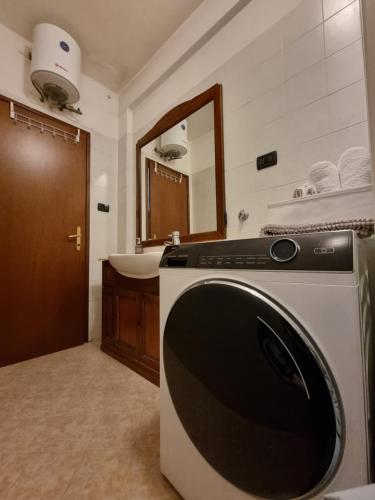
[0,343,178,499]
[123,448,181,500]
[62,449,131,500]
[6,451,84,500]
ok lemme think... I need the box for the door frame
[0,93,90,342]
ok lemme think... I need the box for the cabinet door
[139,292,160,370]
[116,291,140,358]
[102,289,114,345]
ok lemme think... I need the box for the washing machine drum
[164,280,343,500]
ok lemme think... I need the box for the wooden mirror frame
[136,83,226,247]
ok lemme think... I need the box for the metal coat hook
[238,209,249,222]
[8,101,81,144]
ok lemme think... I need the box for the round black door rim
[164,279,345,500]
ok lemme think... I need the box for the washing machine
[159,231,374,500]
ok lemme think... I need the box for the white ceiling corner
[0,0,205,91]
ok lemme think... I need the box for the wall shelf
[268,185,373,208]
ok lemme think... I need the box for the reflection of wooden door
[0,96,89,366]
[146,159,189,240]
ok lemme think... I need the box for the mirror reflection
[140,101,216,241]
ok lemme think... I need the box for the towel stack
[308,161,340,193]
[338,147,371,188]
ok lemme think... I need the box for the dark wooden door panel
[102,291,114,345]
[139,292,160,370]
[0,97,89,366]
[116,292,139,356]
[101,265,160,386]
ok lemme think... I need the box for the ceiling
[0,0,204,91]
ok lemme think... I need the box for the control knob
[270,238,299,263]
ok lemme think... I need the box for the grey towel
[260,219,374,238]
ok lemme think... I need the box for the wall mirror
[136,84,226,247]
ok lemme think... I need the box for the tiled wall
[126,0,372,248]
[223,0,370,238]
[89,133,118,340]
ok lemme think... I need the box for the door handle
[68,226,81,251]
[257,316,311,400]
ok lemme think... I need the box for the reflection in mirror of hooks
[154,163,183,184]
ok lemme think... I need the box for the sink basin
[109,252,163,279]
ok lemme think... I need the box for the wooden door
[0,97,89,366]
[139,292,160,371]
[146,159,189,240]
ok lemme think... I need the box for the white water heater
[31,23,81,105]
[160,120,188,158]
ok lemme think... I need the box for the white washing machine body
[159,231,373,500]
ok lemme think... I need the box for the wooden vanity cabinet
[101,260,160,385]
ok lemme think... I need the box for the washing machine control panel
[197,254,272,267]
[160,230,354,272]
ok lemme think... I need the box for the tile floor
[0,342,180,499]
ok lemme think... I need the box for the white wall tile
[283,0,323,46]
[328,80,367,132]
[248,86,287,127]
[286,61,327,111]
[225,86,287,170]
[222,22,283,88]
[89,298,102,340]
[224,52,284,113]
[329,121,370,161]
[89,133,118,340]
[226,222,263,241]
[326,40,364,94]
[291,134,333,172]
[285,25,325,79]
[324,1,361,56]
[255,116,291,158]
[89,282,102,302]
[89,259,102,284]
[323,0,355,20]
[287,98,330,143]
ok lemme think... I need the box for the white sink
[109,252,163,279]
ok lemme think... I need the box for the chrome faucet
[164,230,180,246]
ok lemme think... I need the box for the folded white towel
[338,146,372,188]
[308,161,340,193]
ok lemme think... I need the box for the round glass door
[163,280,343,499]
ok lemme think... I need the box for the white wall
[0,22,119,340]
[190,129,216,232]
[119,0,373,251]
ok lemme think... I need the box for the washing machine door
[163,280,343,500]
